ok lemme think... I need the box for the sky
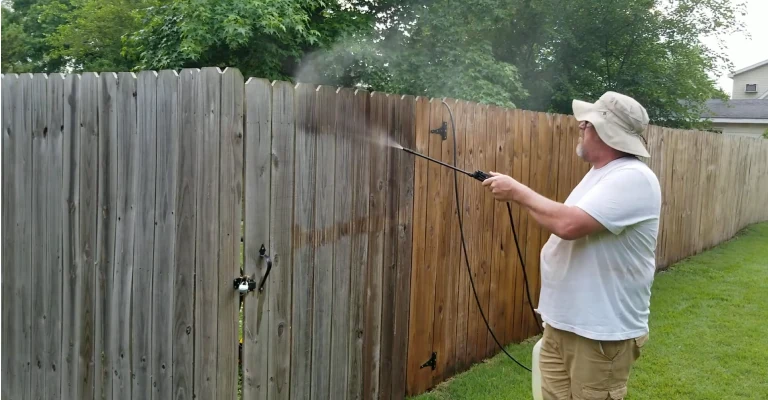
[703,0,768,96]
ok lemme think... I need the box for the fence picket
[152,70,179,400]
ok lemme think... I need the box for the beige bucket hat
[572,91,650,158]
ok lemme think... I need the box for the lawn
[409,222,768,400]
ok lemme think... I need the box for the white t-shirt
[536,156,662,341]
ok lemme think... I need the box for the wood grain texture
[45,73,64,400]
[405,96,434,396]
[310,85,336,400]
[1,74,17,400]
[9,74,33,400]
[455,101,476,369]
[96,72,118,400]
[363,92,390,400]
[0,74,19,399]
[488,106,509,355]
[475,105,494,359]
[431,98,460,381]
[243,77,272,400]
[501,110,519,345]
[30,73,49,400]
[133,70,158,400]
[61,73,81,400]
[268,80,295,400]
[391,94,416,399]
[152,70,179,400]
[329,87,355,400]
[79,72,99,400]
[291,82,317,400]
[194,67,221,400]
[346,89,371,400]
[173,69,199,400]
[379,91,398,400]
[217,67,244,400]
[112,72,138,400]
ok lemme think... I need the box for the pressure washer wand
[400,146,491,182]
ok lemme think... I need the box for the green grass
[409,222,768,400]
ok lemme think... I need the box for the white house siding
[712,122,767,139]
[732,64,768,100]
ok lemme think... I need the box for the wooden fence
[2,68,767,400]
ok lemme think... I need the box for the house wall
[712,122,768,139]
[732,64,768,99]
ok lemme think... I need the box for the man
[482,91,662,400]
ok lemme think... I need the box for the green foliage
[763,128,768,139]
[124,0,374,80]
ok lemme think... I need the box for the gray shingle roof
[701,99,768,119]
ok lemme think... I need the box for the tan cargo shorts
[539,323,648,400]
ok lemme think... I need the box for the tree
[123,0,375,81]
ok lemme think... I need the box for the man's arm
[482,172,605,240]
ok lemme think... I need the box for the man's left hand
[482,172,525,202]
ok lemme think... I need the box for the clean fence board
[1,74,16,400]
[152,70,179,400]
[243,77,272,400]
[391,94,416,399]
[477,105,495,358]
[455,101,476,369]
[79,72,99,400]
[133,70,158,400]
[310,85,337,400]
[329,87,355,400]
[379,92,398,400]
[514,110,532,341]
[363,92,389,399]
[30,73,48,400]
[62,73,81,400]
[291,82,317,400]
[217,67,244,400]
[488,105,509,355]
[173,68,199,400]
[268,80,295,400]
[45,73,64,399]
[194,67,222,400]
[96,71,118,400]
[431,98,459,381]
[113,72,138,400]
[346,89,371,400]
[501,109,520,345]
[404,95,434,395]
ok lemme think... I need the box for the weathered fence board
[291,82,318,400]
[4,68,768,400]
[194,67,222,400]
[346,89,371,400]
[30,73,48,400]
[173,68,198,400]
[61,73,81,400]
[96,71,118,400]
[243,77,272,400]
[268,80,294,400]
[363,92,390,400]
[310,85,337,400]
[113,72,137,400]
[133,70,158,400]
[152,69,179,400]
[217,67,244,400]
[329,87,355,399]
[46,73,65,400]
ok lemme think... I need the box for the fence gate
[1,68,243,400]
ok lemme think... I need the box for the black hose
[442,101,537,373]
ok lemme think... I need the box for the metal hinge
[420,352,437,370]
[430,122,447,140]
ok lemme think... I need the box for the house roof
[727,58,768,78]
[700,99,768,120]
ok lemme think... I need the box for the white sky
[703,0,768,96]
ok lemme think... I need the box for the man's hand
[481,171,524,202]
